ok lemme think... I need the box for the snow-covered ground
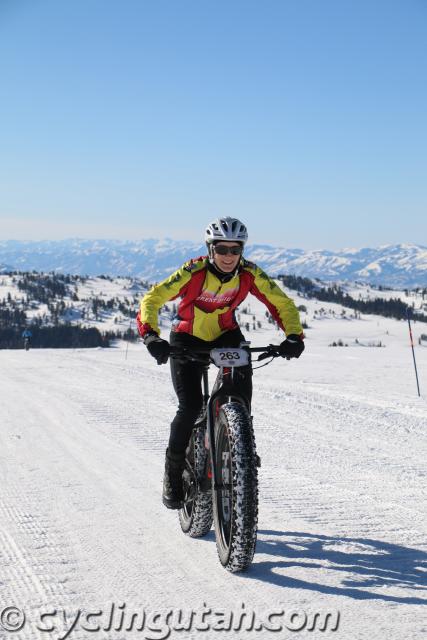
[1,294,426,640]
[343,281,427,311]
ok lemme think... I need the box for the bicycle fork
[202,364,259,495]
[202,365,241,498]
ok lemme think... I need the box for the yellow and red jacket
[137,256,303,342]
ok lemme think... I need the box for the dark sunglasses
[214,244,243,256]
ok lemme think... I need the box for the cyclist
[137,217,305,509]
[22,328,33,349]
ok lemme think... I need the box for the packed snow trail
[0,341,426,640]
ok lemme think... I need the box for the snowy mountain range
[0,239,426,287]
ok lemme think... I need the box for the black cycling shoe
[162,448,185,509]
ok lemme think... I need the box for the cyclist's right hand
[279,334,305,359]
[144,333,170,365]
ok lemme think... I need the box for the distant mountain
[0,239,426,287]
[247,243,427,288]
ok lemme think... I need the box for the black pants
[168,329,253,455]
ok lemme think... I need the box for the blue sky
[0,0,426,249]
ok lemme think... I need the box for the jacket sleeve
[136,263,192,337]
[250,266,304,337]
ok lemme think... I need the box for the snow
[1,289,426,639]
[359,261,382,275]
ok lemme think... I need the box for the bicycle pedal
[256,455,261,467]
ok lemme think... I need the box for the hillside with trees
[278,275,427,323]
[0,272,147,349]
[1,270,426,349]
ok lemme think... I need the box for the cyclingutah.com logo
[0,602,340,639]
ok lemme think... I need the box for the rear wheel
[213,402,258,572]
[179,418,213,537]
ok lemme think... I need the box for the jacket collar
[206,258,242,283]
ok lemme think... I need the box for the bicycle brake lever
[257,352,270,361]
[258,346,280,361]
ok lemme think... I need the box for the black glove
[279,334,305,359]
[144,333,170,365]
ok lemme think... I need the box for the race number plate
[210,348,249,367]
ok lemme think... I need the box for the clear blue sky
[0,0,426,248]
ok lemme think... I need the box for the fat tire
[179,420,213,537]
[213,402,258,572]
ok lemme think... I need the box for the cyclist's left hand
[279,334,305,359]
[144,333,171,364]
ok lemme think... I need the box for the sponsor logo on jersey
[195,287,238,312]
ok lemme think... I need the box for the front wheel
[213,402,258,572]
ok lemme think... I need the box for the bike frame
[188,344,275,497]
[170,343,279,497]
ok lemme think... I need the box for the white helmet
[205,217,248,245]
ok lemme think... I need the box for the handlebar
[169,344,282,363]
[248,345,282,360]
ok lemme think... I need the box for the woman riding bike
[136,217,305,509]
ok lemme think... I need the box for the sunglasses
[213,244,243,256]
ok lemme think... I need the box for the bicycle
[169,342,282,572]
